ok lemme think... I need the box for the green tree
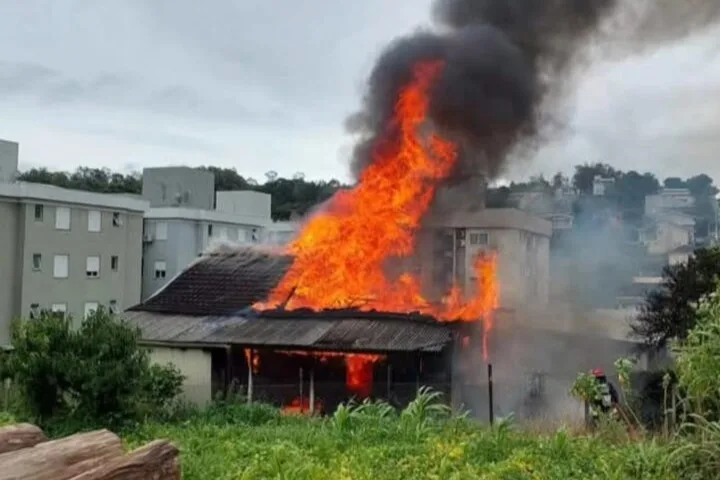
[615,171,660,212]
[572,163,617,195]
[632,247,720,351]
[4,308,184,426]
[664,177,686,189]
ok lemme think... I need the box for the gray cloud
[1,0,720,183]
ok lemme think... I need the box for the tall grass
[116,388,678,480]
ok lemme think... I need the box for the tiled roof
[130,247,293,315]
[120,310,453,353]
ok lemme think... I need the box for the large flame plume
[256,61,498,324]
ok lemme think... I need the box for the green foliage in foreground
[123,403,676,480]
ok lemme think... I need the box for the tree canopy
[632,247,720,351]
[17,166,346,221]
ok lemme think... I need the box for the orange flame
[257,60,498,330]
[281,396,323,416]
[244,348,260,374]
[279,350,383,399]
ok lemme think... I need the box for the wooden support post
[488,363,494,426]
[309,369,315,415]
[224,345,232,396]
[387,364,392,399]
[415,353,421,394]
[247,349,254,404]
[299,368,304,414]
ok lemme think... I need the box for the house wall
[147,346,213,406]
[645,189,695,215]
[646,222,693,255]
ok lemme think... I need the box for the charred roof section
[125,246,457,353]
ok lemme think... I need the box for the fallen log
[68,439,180,480]
[0,429,124,480]
[0,423,47,454]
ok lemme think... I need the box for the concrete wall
[645,190,695,215]
[0,139,18,183]
[142,167,215,210]
[147,346,213,406]
[216,191,271,220]
[20,203,144,326]
[464,228,550,308]
[0,201,22,344]
[645,221,693,255]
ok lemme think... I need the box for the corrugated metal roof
[120,310,453,353]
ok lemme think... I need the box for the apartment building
[140,167,274,300]
[421,208,553,309]
[0,182,148,344]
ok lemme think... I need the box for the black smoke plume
[347,0,618,181]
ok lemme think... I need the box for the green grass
[119,403,677,480]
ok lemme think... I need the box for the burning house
[123,248,471,413]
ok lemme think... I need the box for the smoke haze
[347,0,620,182]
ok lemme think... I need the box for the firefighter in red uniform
[588,368,620,425]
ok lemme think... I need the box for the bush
[4,308,184,428]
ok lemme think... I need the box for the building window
[237,229,247,243]
[29,303,40,320]
[88,210,102,232]
[86,256,100,278]
[51,303,67,318]
[55,206,71,230]
[251,228,258,242]
[112,212,123,227]
[53,255,69,278]
[155,221,168,240]
[208,224,213,237]
[218,226,228,240]
[154,261,167,279]
[469,232,489,245]
[84,302,99,318]
[109,300,118,315]
[34,204,44,221]
[111,255,119,271]
[32,253,42,271]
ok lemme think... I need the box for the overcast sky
[1,1,720,183]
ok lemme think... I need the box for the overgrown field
[121,401,678,480]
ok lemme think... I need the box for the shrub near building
[1,307,184,430]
